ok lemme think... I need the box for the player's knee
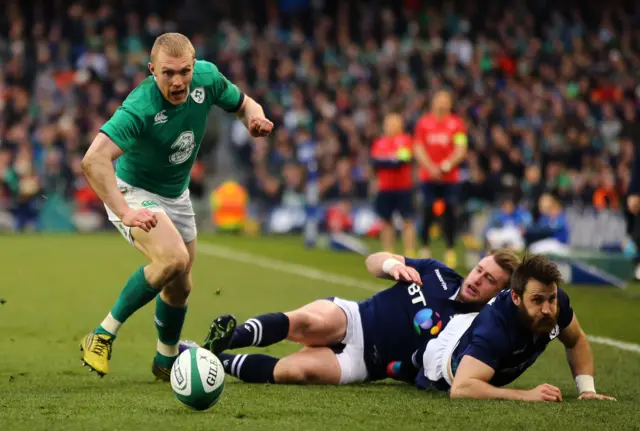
[155,248,189,282]
[275,361,322,385]
[286,310,319,341]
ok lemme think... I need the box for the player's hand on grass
[578,392,617,401]
[525,384,563,402]
[122,208,158,232]
[249,117,274,137]
[389,264,422,286]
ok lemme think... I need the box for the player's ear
[510,289,520,306]
[148,62,154,75]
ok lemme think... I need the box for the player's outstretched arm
[558,315,617,401]
[82,133,156,232]
[364,252,422,285]
[236,95,273,138]
[450,355,563,402]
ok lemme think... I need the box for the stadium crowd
[1,0,639,234]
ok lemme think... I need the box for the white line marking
[198,243,640,355]
[587,336,640,354]
[197,243,382,292]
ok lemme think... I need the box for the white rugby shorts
[331,297,369,384]
[105,177,197,245]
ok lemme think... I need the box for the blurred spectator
[526,193,571,255]
[370,113,415,256]
[485,196,533,251]
[414,90,468,267]
[0,0,638,244]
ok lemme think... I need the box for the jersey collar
[449,285,461,301]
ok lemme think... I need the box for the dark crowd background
[1,0,638,247]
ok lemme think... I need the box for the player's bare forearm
[414,144,438,173]
[237,95,265,127]
[365,252,406,278]
[446,144,467,169]
[82,133,129,219]
[564,332,594,378]
[236,96,273,137]
[559,315,594,377]
[450,378,527,401]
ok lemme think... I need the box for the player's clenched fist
[388,263,423,286]
[122,208,158,232]
[525,383,563,402]
[249,117,274,137]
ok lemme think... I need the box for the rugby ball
[170,347,225,411]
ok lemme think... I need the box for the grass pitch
[1,233,639,430]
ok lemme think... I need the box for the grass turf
[0,233,638,430]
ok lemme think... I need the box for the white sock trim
[236,354,248,378]
[246,320,259,346]
[157,340,179,357]
[100,313,122,336]
[231,354,244,375]
[247,318,263,346]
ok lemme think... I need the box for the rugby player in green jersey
[79,33,273,380]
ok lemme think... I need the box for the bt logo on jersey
[407,283,426,307]
[413,308,443,336]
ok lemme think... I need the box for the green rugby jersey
[100,60,243,198]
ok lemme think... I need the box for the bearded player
[79,33,273,379]
[196,249,518,386]
[411,254,616,402]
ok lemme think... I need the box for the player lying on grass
[404,254,616,401]
[79,32,273,380]
[195,249,519,385]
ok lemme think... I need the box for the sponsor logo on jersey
[154,110,168,125]
[434,269,448,290]
[413,308,442,336]
[142,200,160,209]
[191,87,205,104]
[549,325,560,340]
[169,131,196,164]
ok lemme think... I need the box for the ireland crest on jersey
[169,131,196,164]
[191,87,205,104]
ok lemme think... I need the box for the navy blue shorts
[374,190,415,222]
[421,182,461,206]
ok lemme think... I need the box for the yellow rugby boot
[80,333,114,377]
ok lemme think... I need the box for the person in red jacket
[413,90,468,268]
[370,113,416,256]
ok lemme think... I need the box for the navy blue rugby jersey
[447,287,574,388]
[358,258,481,381]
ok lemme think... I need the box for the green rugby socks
[154,295,187,366]
[95,266,159,338]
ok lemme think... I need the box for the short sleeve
[460,317,510,371]
[208,63,244,113]
[100,106,144,152]
[557,288,574,330]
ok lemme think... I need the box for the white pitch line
[198,242,640,355]
[587,336,640,354]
